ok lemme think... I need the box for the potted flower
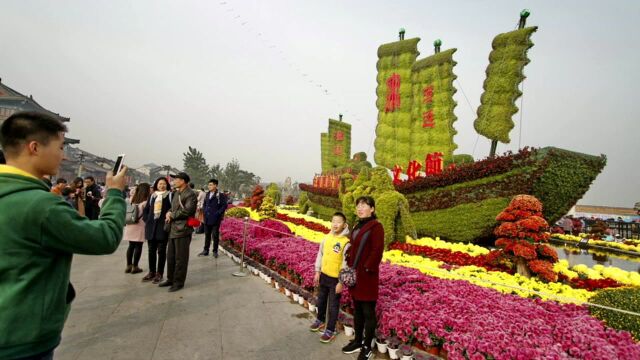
[284,284,292,297]
[427,334,443,356]
[308,297,317,313]
[297,291,305,305]
[413,353,431,360]
[399,344,413,360]
[386,336,401,360]
[375,329,387,353]
[338,312,354,337]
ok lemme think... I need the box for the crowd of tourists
[0,111,384,360]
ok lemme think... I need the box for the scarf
[153,191,168,219]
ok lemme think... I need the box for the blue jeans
[316,273,341,332]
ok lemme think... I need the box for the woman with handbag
[123,183,151,274]
[142,177,172,283]
[341,196,385,360]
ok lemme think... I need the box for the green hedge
[474,26,537,144]
[308,200,340,221]
[411,197,510,242]
[265,183,282,205]
[226,207,250,219]
[532,147,606,224]
[590,287,640,341]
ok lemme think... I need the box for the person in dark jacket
[341,196,384,360]
[142,177,172,283]
[159,172,197,292]
[83,176,102,220]
[198,178,228,258]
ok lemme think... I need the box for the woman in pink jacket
[124,183,151,274]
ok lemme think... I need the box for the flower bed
[220,217,640,359]
[553,233,640,254]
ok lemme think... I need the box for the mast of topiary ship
[474,9,537,157]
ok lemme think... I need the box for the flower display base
[308,304,316,312]
[292,293,299,302]
[426,346,440,356]
[344,325,354,337]
[375,340,387,353]
[388,348,399,360]
[285,289,291,296]
[401,355,412,360]
[297,296,304,305]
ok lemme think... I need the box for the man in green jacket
[0,111,128,360]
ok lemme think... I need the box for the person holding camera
[0,111,128,360]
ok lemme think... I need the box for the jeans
[148,238,168,274]
[167,236,192,287]
[203,223,221,253]
[316,273,341,332]
[126,241,143,266]
[354,300,377,349]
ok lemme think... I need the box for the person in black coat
[198,179,227,258]
[83,176,102,220]
[142,177,172,283]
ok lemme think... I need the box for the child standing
[310,212,350,343]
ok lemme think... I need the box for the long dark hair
[152,177,171,192]
[131,183,151,204]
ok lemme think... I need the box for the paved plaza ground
[55,234,374,360]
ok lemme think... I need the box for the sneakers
[142,272,156,282]
[198,251,209,257]
[309,319,325,332]
[357,346,373,360]
[342,340,362,354]
[319,329,336,343]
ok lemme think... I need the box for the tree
[182,146,210,188]
[209,163,224,185]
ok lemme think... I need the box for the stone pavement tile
[56,236,375,359]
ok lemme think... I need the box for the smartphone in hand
[113,154,125,175]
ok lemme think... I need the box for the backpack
[125,200,140,225]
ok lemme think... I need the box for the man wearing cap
[159,172,197,292]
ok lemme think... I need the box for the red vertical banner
[335,131,344,141]
[334,145,343,156]
[385,73,401,112]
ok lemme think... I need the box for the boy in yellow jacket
[310,212,350,343]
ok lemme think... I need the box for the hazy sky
[2,1,638,207]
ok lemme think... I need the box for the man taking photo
[0,111,128,360]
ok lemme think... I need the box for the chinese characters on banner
[392,151,444,185]
[385,73,401,112]
[422,85,435,128]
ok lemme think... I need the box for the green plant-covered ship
[300,11,606,245]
